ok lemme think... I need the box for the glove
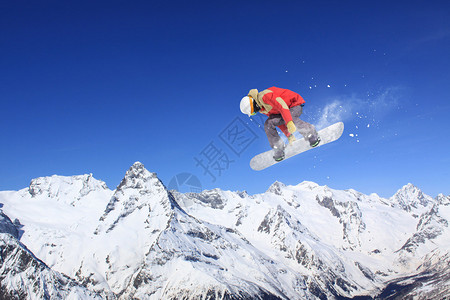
[287,121,296,134]
[288,134,296,145]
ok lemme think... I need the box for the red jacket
[256,87,305,136]
[258,87,305,123]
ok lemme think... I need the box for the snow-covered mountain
[0,210,101,299]
[0,162,449,299]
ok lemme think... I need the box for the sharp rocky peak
[116,161,158,191]
[113,162,172,202]
[390,183,433,212]
[97,162,179,233]
[267,181,286,195]
[436,194,450,206]
[399,183,421,192]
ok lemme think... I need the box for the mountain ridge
[0,162,448,299]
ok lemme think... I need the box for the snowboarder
[240,87,320,162]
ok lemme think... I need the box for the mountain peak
[131,161,145,171]
[296,181,320,190]
[391,183,433,212]
[126,161,150,179]
[394,183,422,198]
[267,181,286,195]
[116,162,157,191]
[403,183,419,191]
[97,162,176,234]
[27,174,109,203]
[436,194,450,206]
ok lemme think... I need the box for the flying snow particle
[349,134,355,137]
[327,85,331,88]
[367,124,370,128]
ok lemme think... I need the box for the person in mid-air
[240,86,320,162]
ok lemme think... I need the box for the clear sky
[1,0,449,198]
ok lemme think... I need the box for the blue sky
[1,0,449,198]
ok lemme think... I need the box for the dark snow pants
[264,105,318,149]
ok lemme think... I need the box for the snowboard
[250,122,344,171]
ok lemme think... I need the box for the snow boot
[309,136,321,147]
[273,144,285,162]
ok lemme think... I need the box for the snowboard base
[250,122,344,171]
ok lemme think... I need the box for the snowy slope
[0,174,113,279]
[0,162,449,299]
[0,209,101,299]
[171,181,450,297]
[377,250,450,299]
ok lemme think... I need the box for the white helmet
[240,96,256,116]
